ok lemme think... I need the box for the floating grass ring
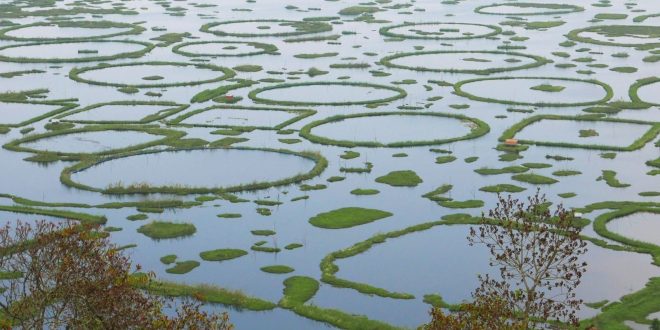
[380,50,550,74]
[200,19,332,37]
[172,40,278,57]
[0,21,145,42]
[0,40,155,63]
[248,82,406,106]
[60,147,328,195]
[379,22,501,40]
[475,3,584,15]
[566,25,660,48]
[69,61,235,88]
[454,77,613,107]
[499,114,660,151]
[55,101,189,124]
[630,77,660,106]
[300,112,489,148]
[3,125,185,158]
[595,208,660,256]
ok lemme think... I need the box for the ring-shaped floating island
[200,19,332,37]
[475,3,584,15]
[630,77,660,106]
[379,22,501,40]
[566,25,660,48]
[0,40,155,63]
[61,147,328,195]
[590,206,660,264]
[453,76,613,107]
[55,101,189,124]
[172,40,278,57]
[69,61,235,88]
[300,112,490,148]
[380,50,550,74]
[500,114,660,151]
[3,125,185,157]
[248,82,407,106]
[0,21,145,42]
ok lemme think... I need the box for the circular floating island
[630,77,660,106]
[300,112,489,148]
[69,61,235,88]
[475,3,584,15]
[454,77,613,107]
[380,22,501,40]
[607,212,660,247]
[566,25,660,48]
[0,21,145,41]
[201,19,332,37]
[4,126,184,157]
[62,147,328,195]
[248,82,406,106]
[172,40,278,57]
[0,40,154,63]
[380,50,550,74]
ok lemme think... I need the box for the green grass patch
[600,170,630,188]
[160,254,177,264]
[136,276,277,311]
[261,265,294,274]
[435,155,457,164]
[217,213,242,219]
[350,189,380,195]
[375,170,422,187]
[479,184,526,193]
[309,207,393,229]
[200,248,248,261]
[166,260,199,274]
[475,166,529,175]
[137,221,196,239]
[512,173,558,185]
[530,84,565,92]
[437,199,485,209]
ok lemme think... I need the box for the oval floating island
[69,61,235,88]
[62,147,328,195]
[248,82,407,106]
[475,3,584,16]
[4,126,184,157]
[0,40,154,63]
[380,50,550,74]
[454,76,613,107]
[567,25,660,48]
[300,112,489,148]
[380,22,501,40]
[201,19,332,37]
[0,21,145,42]
[172,40,278,57]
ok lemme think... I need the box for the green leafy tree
[0,220,232,329]
[426,191,588,329]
